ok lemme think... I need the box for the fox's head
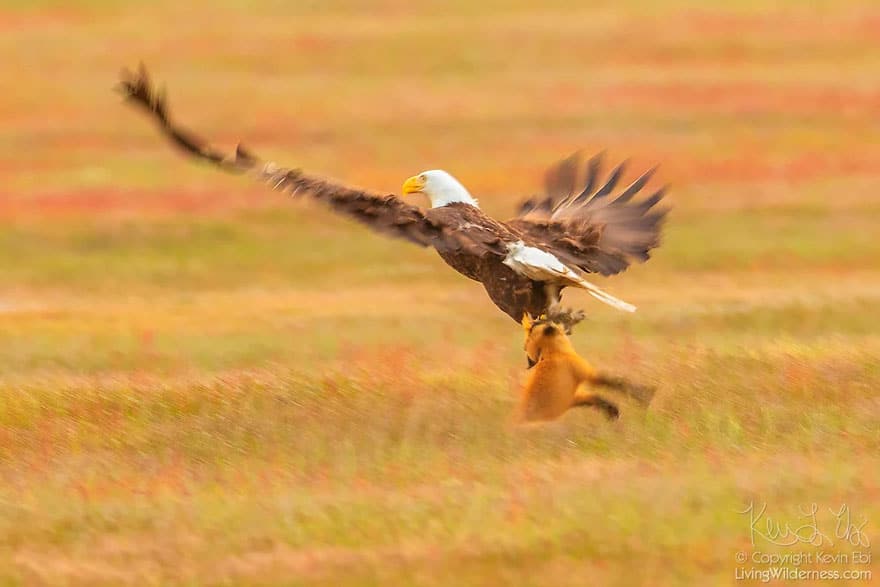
[521,314,571,368]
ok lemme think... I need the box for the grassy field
[2,1,879,585]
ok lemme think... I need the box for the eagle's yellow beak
[402,175,426,196]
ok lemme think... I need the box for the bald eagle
[118,66,667,329]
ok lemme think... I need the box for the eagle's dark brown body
[117,65,667,327]
[427,203,550,321]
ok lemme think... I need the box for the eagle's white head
[402,170,479,208]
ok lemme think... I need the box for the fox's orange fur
[518,316,619,421]
[517,314,655,422]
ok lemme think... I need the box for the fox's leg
[546,306,586,334]
[571,391,619,420]
[569,359,619,419]
[569,354,656,406]
[592,373,657,406]
[543,285,585,333]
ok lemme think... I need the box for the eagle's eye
[419,174,427,182]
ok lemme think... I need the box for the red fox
[517,314,655,422]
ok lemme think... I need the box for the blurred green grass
[1,0,879,585]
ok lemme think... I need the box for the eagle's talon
[545,305,586,334]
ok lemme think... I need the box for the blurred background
[1,1,878,585]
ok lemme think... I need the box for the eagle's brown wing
[508,152,667,276]
[116,65,505,255]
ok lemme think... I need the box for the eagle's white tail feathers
[503,241,636,313]
[575,276,637,313]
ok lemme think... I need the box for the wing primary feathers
[637,186,667,212]
[235,143,259,166]
[517,197,538,216]
[572,151,604,205]
[116,64,453,249]
[549,151,581,202]
[536,197,554,214]
[118,65,522,259]
[116,64,242,171]
[591,160,628,200]
[613,166,657,204]
[510,151,667,278]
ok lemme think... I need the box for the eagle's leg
[536,284,558,321]
[544,284,586,334]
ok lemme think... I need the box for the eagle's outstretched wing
[117,65,498,254]
[508,152,667,276]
